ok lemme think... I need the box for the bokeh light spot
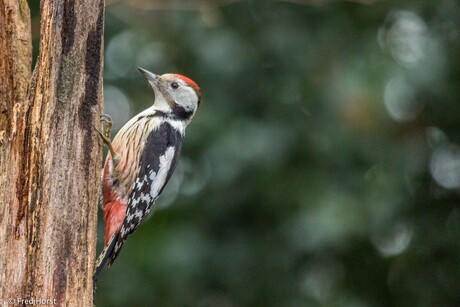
[384,75,422,122]
[103,85,133,131]
[106,29,149,79]
[372,221,413,257]
[383,11,428,65]
[430,144,460,189]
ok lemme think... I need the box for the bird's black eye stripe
[171,82,179,89]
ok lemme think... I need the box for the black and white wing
[108,121,183,265]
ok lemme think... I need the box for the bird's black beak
[138,67,159,83]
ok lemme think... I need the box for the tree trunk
[0,0,104,305]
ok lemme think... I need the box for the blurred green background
[32,0,460,306]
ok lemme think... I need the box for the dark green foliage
[36,0,460,305]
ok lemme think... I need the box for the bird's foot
[96,114,120,164]
[100,114,113,140]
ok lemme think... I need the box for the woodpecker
[94,67,201,280]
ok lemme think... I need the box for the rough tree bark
[0,0,104,305]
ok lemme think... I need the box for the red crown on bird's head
[173,74,202,101]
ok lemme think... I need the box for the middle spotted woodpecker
[94,67,201,280]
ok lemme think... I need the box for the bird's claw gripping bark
[96,114,120,165]
[100,114,113,139]
[96,114,113,146]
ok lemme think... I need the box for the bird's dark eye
[171,82,179,89]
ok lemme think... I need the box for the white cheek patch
[174,87,198,111]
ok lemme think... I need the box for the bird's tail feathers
[93,234,118,283]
